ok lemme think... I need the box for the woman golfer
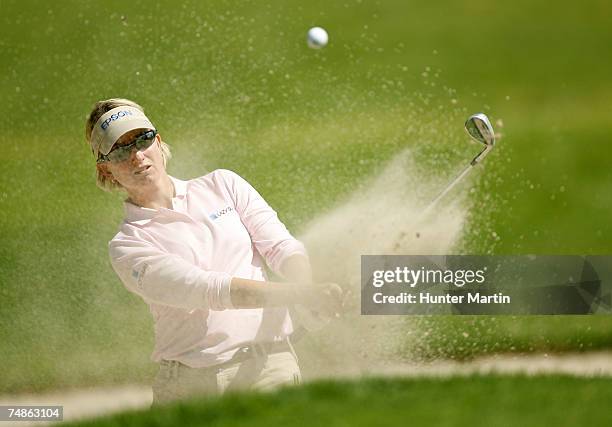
[85,98,341,404]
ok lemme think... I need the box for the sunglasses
[97,130,158,163]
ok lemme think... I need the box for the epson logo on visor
[100,110,134,130]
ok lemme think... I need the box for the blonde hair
[85,98,172,192]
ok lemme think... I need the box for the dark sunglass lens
[106,130,156,162]
[108,147,130,162]
[135,138,155,150]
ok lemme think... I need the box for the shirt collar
[123,175,187,223]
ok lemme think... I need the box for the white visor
[90,106,156,157]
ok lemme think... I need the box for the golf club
[392,113,495,254]
[408,113,497,233]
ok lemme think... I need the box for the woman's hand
[230,277,344,315]
[296,282,344,318]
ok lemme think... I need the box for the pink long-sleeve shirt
[108,169,307,368]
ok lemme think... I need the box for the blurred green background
[66,376,612,427]
[1,0,611,393]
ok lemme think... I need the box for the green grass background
[1,0,612,393]
[64,376,612,427]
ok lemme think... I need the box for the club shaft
[390,135,494,251]
[417,146,492,222]
[416,163,474,222]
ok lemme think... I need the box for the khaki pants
[152,351,301,405]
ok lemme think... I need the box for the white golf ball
[307,27,328,49]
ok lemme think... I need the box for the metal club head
[465,113,496,147]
